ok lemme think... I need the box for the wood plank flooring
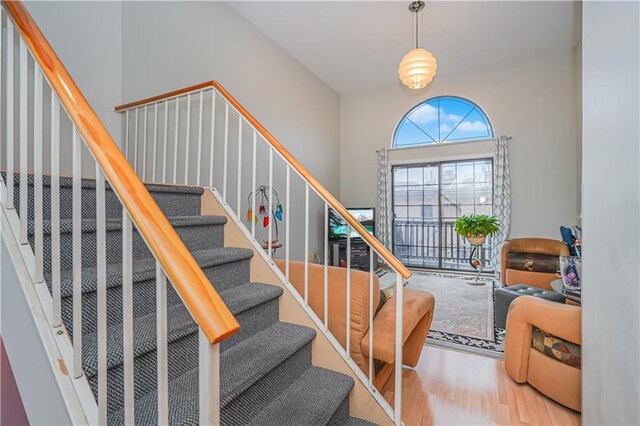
[381,345,582,425]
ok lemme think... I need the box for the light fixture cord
[415,7,419,49]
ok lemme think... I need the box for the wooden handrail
[116,81,412,280]
[3,0,239,344]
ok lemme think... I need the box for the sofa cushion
[532,327,581,369]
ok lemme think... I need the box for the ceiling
[229,1,581,94]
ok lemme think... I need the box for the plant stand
[467,245,486,286]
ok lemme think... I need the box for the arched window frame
[392,96,494,148]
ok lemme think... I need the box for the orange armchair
[275,260,435,385]
[501,238,570,290]
[504,296,582,411]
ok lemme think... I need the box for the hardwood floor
[381,345,582,425]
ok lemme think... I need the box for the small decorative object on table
[247,185,284,253]
[559,256,582,291]
[454,214,500,286]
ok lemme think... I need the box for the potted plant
[454,214,500,246]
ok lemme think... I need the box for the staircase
[7,174,373,425]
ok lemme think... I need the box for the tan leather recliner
[275,260,435,384]
[504,296,582,412]
[501,238,570,290]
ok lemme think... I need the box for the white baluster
[19,39,26,244]
[394,272,404,425]
[236,117,242,217]
[268,149,273,257]
[156,262,169,426]
[183,94,191,184]
[51,96,61,327]
[142,105,148,180]
[5,23,14,209]
[251,131,257,238]
[368,252,374,387]
[199,330,220,425]
[124,110,130,161]
[122,211,135,424]
[152,103,158,182]
[324,203,328,331]
[285,166,290,280]
[196,91,204,186]
[96,166,107,425]
[72,127,82,378]
[346,226,351,358]
[162,101,169,183]
[133,107,139,174]
[304,184,309,305]
[222,102,229,201]
[34,69,43,283]
[208,90,216,188]
[172,97,180,184]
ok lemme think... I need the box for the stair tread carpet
[247,366,355,426]
[28,215,227,235]
[109,322,316,425]
[52,247,253,297]
[81,282,283,378]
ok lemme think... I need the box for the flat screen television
[329,207,375,240]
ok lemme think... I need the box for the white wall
[340,49,580,240]
[582,2,640,424]
[24,1,122,141]
[120,1,341,261]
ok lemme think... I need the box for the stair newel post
[72,127,83,378]
[394,272,404,426]
[5,19,14,210]
[33,68,43,284]
[156,261,169,426]
[368,253,374,388]
[96,166,108,425]
[199,329,221,426]
[51,96,61,327]
[18,38,27,244]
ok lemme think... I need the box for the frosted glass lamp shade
[398,48,438,89]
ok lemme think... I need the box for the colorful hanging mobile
[246,185,284,241]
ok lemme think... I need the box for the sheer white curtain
[376,148,392,249]
[492,135,511,277]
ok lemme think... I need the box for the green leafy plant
[454,214,500,238]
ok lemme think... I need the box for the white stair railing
[116,81,413,425]
[0,3,238,424]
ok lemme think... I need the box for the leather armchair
[501,238,570,290]
[275,260,435,384]
[504,296,582,412]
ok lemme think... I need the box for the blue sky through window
[394,96,493,147]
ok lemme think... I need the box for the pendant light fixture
[398,1,437,89]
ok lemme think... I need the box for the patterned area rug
[378,270,505,358]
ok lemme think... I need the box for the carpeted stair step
[5,173,204,220]
[84,283,284,415]
[108,322,317,425]
[30,215,227,275]
[56,247,254,337]
[247,366,355,426]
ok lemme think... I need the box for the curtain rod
[377,136,512,153]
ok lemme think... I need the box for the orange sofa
[275,260,435,386]
[504,296,582,411]
[501,238,570,290]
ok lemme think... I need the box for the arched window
[393,96,493,147]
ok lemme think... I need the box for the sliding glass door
[392,159,493,271]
